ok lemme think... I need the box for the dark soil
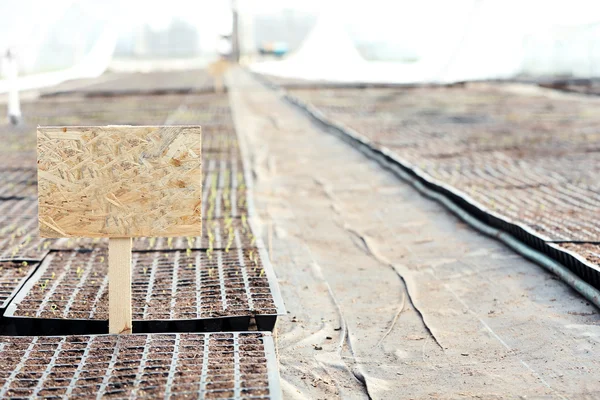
[0,333,274,398]
[11,248,279,323]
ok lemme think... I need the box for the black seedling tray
[0,261,38,318]
[4,249,285,335]
[284,89,600,290]
[0,214,50,262]
[0,331,281,399]
[0,169,37,200]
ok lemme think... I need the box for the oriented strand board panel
[37,125,202,238]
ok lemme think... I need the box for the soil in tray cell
[0,198,38,217]
[201,125,239,154]
[0,214,52,261]
[0,261,38,311]
[0,169,37,199]
[10,248,279,323]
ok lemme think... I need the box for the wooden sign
[37,125,202,334]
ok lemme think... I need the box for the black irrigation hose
[280,91,600,310]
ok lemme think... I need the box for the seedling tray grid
[0,332,280,399]
[5,248,284,334]
[0,261,38,317]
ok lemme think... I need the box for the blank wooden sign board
[37,125,202,334]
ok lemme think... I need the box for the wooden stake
[108,237,132,334]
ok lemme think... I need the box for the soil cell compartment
[43,69,218,97]
[203,156,246,191]
[0,212,51,262]
[4,249,285,335]
[0,261,38,317]
[201,124,240,154]
[0,332,281,399]
[0,169,37,199]
[0,198,38,217]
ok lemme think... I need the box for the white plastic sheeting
[0,1,119,93]
[252,0,600,83]
[252,8,373,82]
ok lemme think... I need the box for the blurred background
[3,0,600,88]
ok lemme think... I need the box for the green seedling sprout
[99,256,105,263]
[149,237,156,248]
[143,267,148,274]
[186,248,192,256]
[187,236,194,248]
[21,261,28,267]
[225,228,234,253]
[167,237,173,249]
[241,214,247,232]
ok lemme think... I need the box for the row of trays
[281,83,600,292]
[0,90,286,335]
[0,82,285,399]
[0,332,280,399]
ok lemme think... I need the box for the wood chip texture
[37,126,202,238]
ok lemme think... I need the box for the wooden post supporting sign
[37,125,202,334]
